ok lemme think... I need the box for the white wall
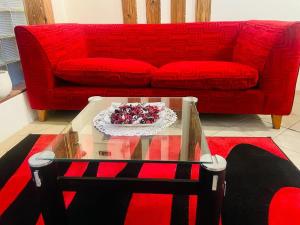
[52,0,123,23]
[0,93,36,142]
[211,0,300,21]
[51,0,67,23]
[51,0,300,23]
[210,0,300,90]
[51,0,300,89]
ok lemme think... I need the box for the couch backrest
[232,20,296,72]
[84,22,242,67]
[15,24,88,67]
[16,21,296,71]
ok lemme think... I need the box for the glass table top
[40,97,212,164]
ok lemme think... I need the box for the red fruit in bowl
[110,104,160,124]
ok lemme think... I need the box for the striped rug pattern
[0,134,295,225]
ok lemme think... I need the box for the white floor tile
[292,101,300,116]
[15,122,67,135]
[200,114,254,136]
[290,121,300,132]
[0,134,28,158]
[200,114,253,126]
[278,148,300,169]
[273,129,300,154]
[258,114,300,128]
[47,110,79,122]
[213,117,286,137]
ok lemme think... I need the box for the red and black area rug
[1,134,300,225]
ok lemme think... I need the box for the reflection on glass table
[41,97,212,164]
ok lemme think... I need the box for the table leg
[28,151,66,225]
[196,154,227,225]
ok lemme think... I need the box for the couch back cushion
[233,21,290,72]
[84,22,241,67]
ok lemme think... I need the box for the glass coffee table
[28,97,226,225]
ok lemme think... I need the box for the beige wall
[51,0,199,24]
[211,0,300,90]
[51,0,300,89]
[52,0,123,23]
[52,0,300,23]
[212,0,300,21]
[0,93,35,142]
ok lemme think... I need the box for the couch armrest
[260,22,300,114]
[14,24,87,109]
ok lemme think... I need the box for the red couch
[15,21,300,128]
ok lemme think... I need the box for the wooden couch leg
[37,110,47,122]
[271,115,282,129]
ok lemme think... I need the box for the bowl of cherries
[108,103,164,126]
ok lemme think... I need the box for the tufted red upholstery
[84,22,241,67]
[232,21,290,72]
[55,58,156,87]
[15,21,300,115]
[151,61,258,90]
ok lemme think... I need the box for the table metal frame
[29,154,226,225]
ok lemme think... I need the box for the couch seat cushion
[151,61,259,90]
[55,58,156,87]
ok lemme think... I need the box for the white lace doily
[93,107,177,136]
